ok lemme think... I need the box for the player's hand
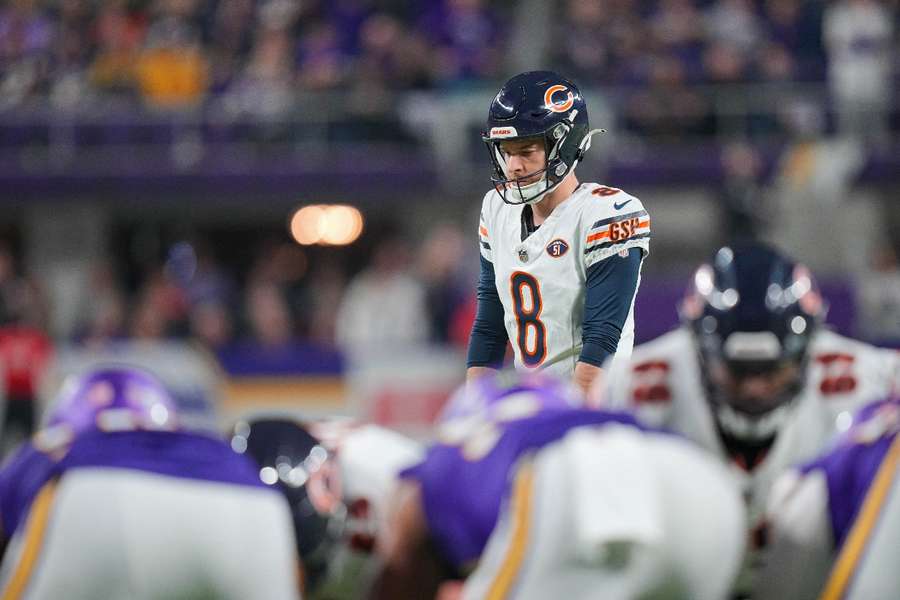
[574,361,603,398]
[435,580,464,600]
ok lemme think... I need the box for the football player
[0,367,301,600]
[758,396,900,600]
[371,372,745,600]
[231,416,423,598]
[597,242,900,595]
[599,242,900,523]
[467,71,650,393]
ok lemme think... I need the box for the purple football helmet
[438,370,583,426]
[47,366,178,435]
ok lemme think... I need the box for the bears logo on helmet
[543,84,575,113]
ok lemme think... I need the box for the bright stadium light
[290,205,364,246]
[321,205,363,245]
[291,205,327,245]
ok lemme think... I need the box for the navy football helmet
[680,243,826,442]
[230,418,344,592]
[483,71,605,205]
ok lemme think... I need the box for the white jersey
[309,421,423,596]
[601,327,900,523]
[462,424,745,600]
[312,421,424,539]
[759,399,900,600]
[478,183,650,377]
[0,470,300,600]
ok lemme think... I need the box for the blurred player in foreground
[758,396,900,600]
[467,71,650,393]
[598,242,900,595]
[371,372,745,600]
[0,367,301,600]
[231,416,423,599]
[600,242,900,524]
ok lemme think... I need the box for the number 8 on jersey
[510,272,547,367]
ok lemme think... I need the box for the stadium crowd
[2,0,894,137]
[0,221,477,352]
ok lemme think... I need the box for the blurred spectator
[855,243,900,343]
[552,0,614,84]
[703,0,764,55]
[178,240,235,309]
[0,244,52,450]
[702,41,748,83]
[0,0,53,109]
[245,281,294,347]
[342,13,404,120]
[328,0,376,56]
[296,20,346,91]
[417,223,468,344]
[755,42,796,81]
[719,142,767,242]
[74,261,127,347]
[625,54,712,139]
[417,0,502,84]
[48,0,95,109]
[246,241,312,336]
[0,245,44,328]
[235,24,294,118]
[823,0,893,147]
[89,0,147,98]
[763,0,824,77]
[305,257,347,345]
[134,0,209,108]
[335,234,430,352]
[651,0,704,72]
[0,324,52,452]
[189,300,234,349]
[130,267,190,338]
[203,0,256,92]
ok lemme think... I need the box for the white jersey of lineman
[309,421,423,596]
[601,327,900,523]
[463,424,745,600]
[0,470,300,600]
[478,183,650,377]
[758,400,900,600]
[312,421,424,538]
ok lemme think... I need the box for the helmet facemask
[680,249,825,446]
[700,347,809,442]
[483,118,603,206]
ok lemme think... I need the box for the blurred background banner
[0,0,897,426]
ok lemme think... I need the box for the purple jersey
[0,429,266,540]
[401,408,641,572]
[799,398,900,547]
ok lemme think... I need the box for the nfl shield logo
[546,239,569,258]
[518,248,529,262]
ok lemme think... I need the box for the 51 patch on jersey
[546,239,570,258]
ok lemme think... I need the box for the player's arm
[369,480,452,600]
[466,255,508,381]
[576,247,643,394]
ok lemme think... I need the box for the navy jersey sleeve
[466,256,508,369]
[579,248,642,367]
